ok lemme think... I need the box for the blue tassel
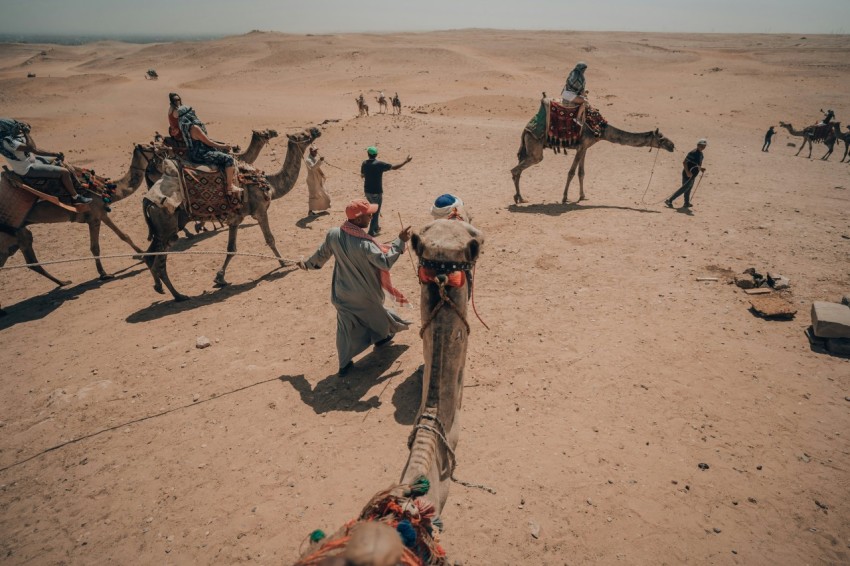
[396,520,417,548]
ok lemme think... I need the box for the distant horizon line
[0,27,847,45]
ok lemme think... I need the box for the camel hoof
[99,273,115,281]
[278,260,289,268]
[213,279,229,288]
[58,280,72,287]
[173,294,190,303]
[562,199,569,204]
[153,283,165,295]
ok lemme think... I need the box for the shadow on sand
[507,201,661,217]
[125,266,295,324]
[0,265,146,331]
[296,211,330,230]
[280,344,413,414]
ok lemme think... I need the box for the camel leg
[17,228,71,287]
[87,220,112,280]
[821,143,834,160]
[101,215,144,254]
[511,133,544,204]
[577,150,588,201]
[213,223,240,288]
[254,211,287,267]
[562,148,586,204]
[153,250,188,302]
[143,239,165,295]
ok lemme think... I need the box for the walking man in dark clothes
[665,139,707,209]
[762,126,775,152]
[360,146,412,237]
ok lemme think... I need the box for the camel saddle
[175,160,244,222]
[808,123,833,143]
[524,98,608,149]
[0,164,113,228]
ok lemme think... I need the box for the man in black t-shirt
[360,146,412,236]
[762,126,775,152]
[665,139,707,209]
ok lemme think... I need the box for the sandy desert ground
[0,30,849,565]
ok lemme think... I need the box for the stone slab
[744,288,772,295]
[750,295,797,319]
[811,302,850,338]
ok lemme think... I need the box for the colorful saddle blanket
[524,99,607,149]
[177,161,242,222]
[808,123,834,143]
[0,165,115,228]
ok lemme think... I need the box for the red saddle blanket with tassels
[547,101,607,148]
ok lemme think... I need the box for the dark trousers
[365,192,382,236]
[668,169,697,206]
[762,139,772,151]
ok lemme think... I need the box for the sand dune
[0,29,848,565]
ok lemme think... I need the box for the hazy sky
[0,0,848,36]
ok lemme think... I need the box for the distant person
[360,146,412,237]
[561,61,589,127]
[665,139,707,209]
[297,198,412,376]
[819,109,835,125]
[166,92,184,147]
[177,106,241,195]
[762,126,775,152]
[0,118,91,204]
[430,193,470,222]
[304,146,331,216]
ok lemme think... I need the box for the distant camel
[779,121,841,160]
[375,94,388,114]
[355,95,369,117]
[511,101,675,204]
[392,92,402,115]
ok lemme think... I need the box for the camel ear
[655,128,659,135]
[411,233,424,258]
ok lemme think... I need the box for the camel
[375,94,389,114]
[392,93,402,115]
[162,129,279,236]
[356,95,370,117]
[0,142,165,284]
[511,105,675,204]
[0,129,278,299]
[142,127,321,301]
[293,219,484,566]
[778,121,841,160]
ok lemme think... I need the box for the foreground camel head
[404,219,484,513]
[651,128,675,152]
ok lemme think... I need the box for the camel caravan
[355,91,403,117]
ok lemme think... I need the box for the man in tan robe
[305,146,331,216]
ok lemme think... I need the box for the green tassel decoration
[309,529,326,543]
[409,475,430,497]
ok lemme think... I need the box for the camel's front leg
[821,144,834,160]
[87,220,112,280]
[213,223,240,288]
[562,148,586,204]
[15,228,71,287]
[577,150,588,201]
[254,210,287,267]
[806,138,813,158]
[102,215,144,254]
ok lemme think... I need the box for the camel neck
[600,124,658,148]
[109,148,147,202]
[267,140,306,200]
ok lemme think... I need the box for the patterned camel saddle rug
[176,160,243,222]
[809,123,833,143]
[524,98,608,149]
